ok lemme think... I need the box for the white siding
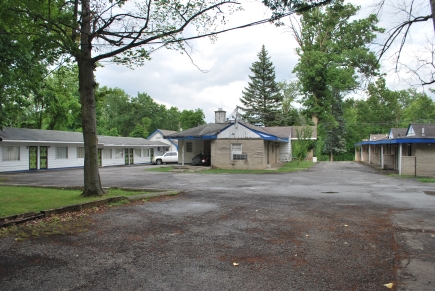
[148,132,176,151]
[0,144,28,172]
[217,124,260,139]
[0,143,85,172]
[178,140,205,164]
[278,142,291,162]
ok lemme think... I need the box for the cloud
[95,0,434,124]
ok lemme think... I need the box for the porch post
[181,140,185,166]
[368,145,371,164]
[380,145,384,168]
[398,143,402,175]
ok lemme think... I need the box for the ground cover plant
[0,186,152,218]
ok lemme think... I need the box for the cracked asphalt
[0,161,434,290]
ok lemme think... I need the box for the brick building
[165,109,317,170]
[355,124,435,177]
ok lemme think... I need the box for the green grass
[146,161,315,174]
[145,166,173,172]
[388,174,435,183]
[0,186,152,217]
[417,177,435,183]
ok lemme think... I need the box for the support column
[368,145,371,164]
[181,140,185,166]
[398,144,402,175]
[380,145,384,168]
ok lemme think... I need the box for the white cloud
[95,0,434,124]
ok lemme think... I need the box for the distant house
[0,127,167,173]
[164,109,317,170]
[147,129,178,157]
[355,123,435,177]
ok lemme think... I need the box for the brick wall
[383,154,395,169]
[370,153,380,164]
[361,151,368,162]
[415,144,435,177]
[402,156,416,176]
[211,139,266,170]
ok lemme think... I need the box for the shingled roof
[0,127,167,147]
[407,124,435,138]
[164,123,229,138]
[389,128,407,139]
[0,127,84,143]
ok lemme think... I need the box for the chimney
[215,108,226,124]
[422,127,425,136]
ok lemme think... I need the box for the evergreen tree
[240,45,283,126]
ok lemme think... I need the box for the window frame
[77,147,85,159]
[134,149,141,158]
[186,142,193,153]
[56,147,68,159]
[231,143,247,160]
[2,146,20,161]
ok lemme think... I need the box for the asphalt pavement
[0,162,434,290]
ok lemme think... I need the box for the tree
[355,78,403,138]
[277,80,303,126]
[240,45,283,126]
[179,109,206,130]
[5,0,241,196]
[290,0,382,124]
[323,91,346,161]
[376,0,435,85]
[292,126,314,166]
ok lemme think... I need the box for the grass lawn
[0,187,153,218]
[145,161,315,174]
[387,174,435,183]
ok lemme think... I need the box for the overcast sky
[94,0,434,123]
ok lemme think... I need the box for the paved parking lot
[1,162,434,290]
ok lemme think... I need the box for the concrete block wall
[383,154,395,169]
[402,156,416,176]
[370,153,380,164]
[361,151,368,162]
[415,144,435,177]
[211,139,266,170]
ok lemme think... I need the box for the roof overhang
[355,138,435,146]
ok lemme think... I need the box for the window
[232,143,247,160]
[77,147,85,158]
[103,149,112,159]
[134,149,141,157]
[2,146,20,161]
[56,147,68,159]
[143,149,150,157]
[115,149,123,159]
[186,142,193,153]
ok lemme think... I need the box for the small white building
[147,129,178,156]
[0,127,168,173]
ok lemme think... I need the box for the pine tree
[240,45,283,126]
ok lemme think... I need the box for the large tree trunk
[78,0,104,197]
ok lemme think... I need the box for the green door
[124,149,129,165]
[40,146,48,169]
[150,148,154,163]
[29,146,37,170]
[129,148,134,164]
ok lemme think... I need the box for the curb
[0,187,181,228]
